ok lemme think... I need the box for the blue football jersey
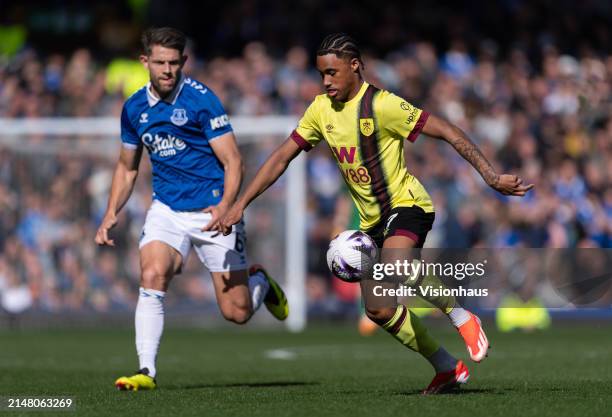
[120,74,233,211]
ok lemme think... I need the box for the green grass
[1,322,611,417]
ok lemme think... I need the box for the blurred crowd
[1,34,611,315]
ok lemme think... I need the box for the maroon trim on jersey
[392,229,419,245]
[359,85,392,221]
[388,305,408,335]
[290,130,313,151]
[406,111,430,143]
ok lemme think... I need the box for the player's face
[140,45,187,98]
[316,54,361,102]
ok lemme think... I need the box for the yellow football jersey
[291,81,434,230]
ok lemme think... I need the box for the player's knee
[365,306,395,325]
[219,301,252,325]
[231,307,252,325]
[140,266,168,290]
[222,308,251,325]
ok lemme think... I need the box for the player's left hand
[491,174,534,196]
[202,202,230,233]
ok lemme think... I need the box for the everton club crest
[171,108,188,126]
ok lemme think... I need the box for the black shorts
[364,206,435,248]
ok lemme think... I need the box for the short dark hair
[317,33,362,66]
[141,27,186,56]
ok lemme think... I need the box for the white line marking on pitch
[264,349,298,360]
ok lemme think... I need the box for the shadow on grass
[165,381,319,390]
[396,387,506,396]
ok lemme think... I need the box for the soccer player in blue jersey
[94,27,288,391]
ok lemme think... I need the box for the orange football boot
[457,312,489,362]
[423,360,470,394]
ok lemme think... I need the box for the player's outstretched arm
[203,132,244,232]
[95,146,143,246]
[219,137,303,235]
[422,114,534,196]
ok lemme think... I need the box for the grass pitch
[1,321,610,417]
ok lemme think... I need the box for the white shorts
[139,200,247,272]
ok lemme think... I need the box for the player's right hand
[95,214,118,246]
[219,204,244,236]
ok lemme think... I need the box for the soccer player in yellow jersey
[220,33,533,393]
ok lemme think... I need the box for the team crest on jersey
[360,118,374,137]
[170,108,188,126]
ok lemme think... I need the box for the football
[326,230,379,282]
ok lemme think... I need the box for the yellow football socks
[382,304,440,358]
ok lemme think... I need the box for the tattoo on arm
[446,128,498,186]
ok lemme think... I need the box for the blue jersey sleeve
[120,105,141,148]
[198,91,233,141]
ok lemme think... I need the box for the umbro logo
[140,113,149,123]
[325,124,334,132]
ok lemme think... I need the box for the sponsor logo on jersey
[141,132,187,157]
[170,108,188,126]
[140,113,149,123]
[325,124,334,132]
[405,106,419,126]
[210,114,229,130]
[332,146,356,164]
[359,118,374,136]
[400,102,411,111]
